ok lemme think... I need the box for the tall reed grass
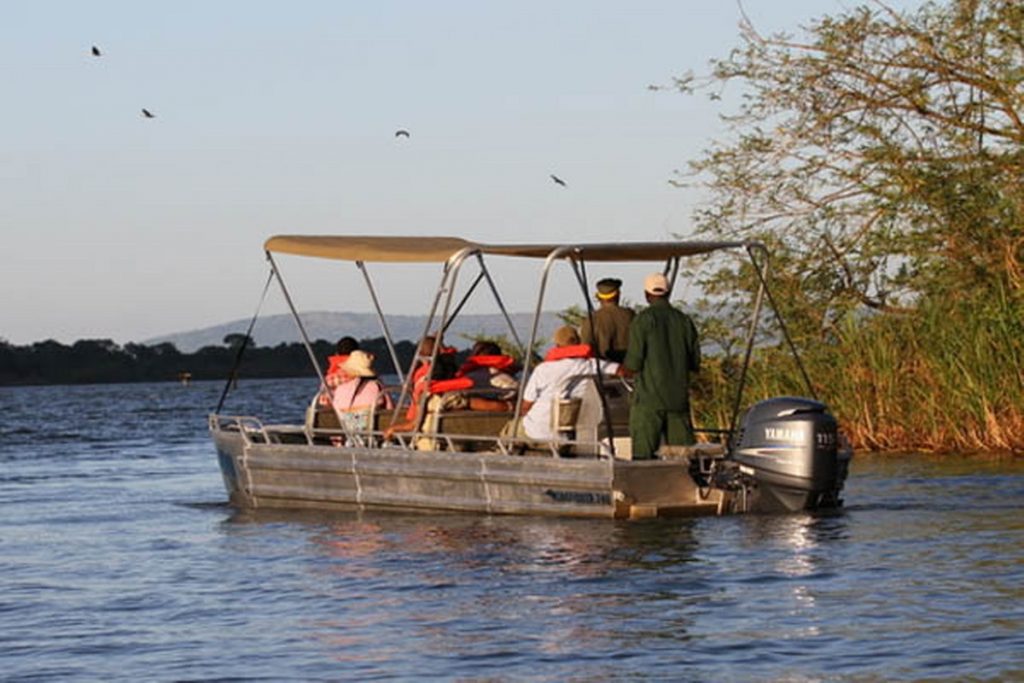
[692,292,1024,453]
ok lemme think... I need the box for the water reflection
[5,379,1024,680]
[223,509,708,665]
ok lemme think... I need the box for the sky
[2,0,916,346]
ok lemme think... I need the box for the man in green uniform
[619,272,700,459]
[580,277,634,363]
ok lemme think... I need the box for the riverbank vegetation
[0,336,415,386]
[679,0,1023,452]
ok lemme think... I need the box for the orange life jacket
[326,354,349,378]
[544,344,594,362]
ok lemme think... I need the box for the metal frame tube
[504,245,579,452]
[356,260,404,384]
[268,252,356,442]
[390,247,479,430]
[749,243,817,400]
[475,252,527,353]
[441,271,485,336]
[730,260,767,435]
[569,256,617,457]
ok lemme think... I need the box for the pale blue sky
[2,1,913,345]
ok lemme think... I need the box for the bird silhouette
[550,174,567,187]
[91,45,102,57]
[141,108,155,118]
[394,129,410,138]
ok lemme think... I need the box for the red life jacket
[326,354,350,380]
[544,344,594,362]
[428,376,474,394]
[404,347,461,418]
[458,354,517,376]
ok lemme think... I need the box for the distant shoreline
[0,336,417,387]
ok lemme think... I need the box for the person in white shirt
[515,325,619,441]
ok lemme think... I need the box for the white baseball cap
[643,272,669,295]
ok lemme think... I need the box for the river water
[1,378,1022,682]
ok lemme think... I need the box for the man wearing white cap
[619,272,701,458]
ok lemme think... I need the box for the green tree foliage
[680,0,1022,320]
[677,0,1024,451]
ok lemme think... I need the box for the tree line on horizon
[0,335,419,387]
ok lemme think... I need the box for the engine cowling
[731,396,849,512]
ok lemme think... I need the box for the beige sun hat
[339,350,376,378]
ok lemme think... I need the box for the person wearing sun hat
[580,277,635,363]
[618,272,701,458]
[331,350,392,417]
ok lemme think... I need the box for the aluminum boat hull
[212,428,728,519]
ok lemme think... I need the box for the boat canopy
[264,235,753,263]
[264,235,477,263]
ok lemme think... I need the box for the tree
[667,0,1024,451]
[676,0,1023,336]
[223,333,253,350]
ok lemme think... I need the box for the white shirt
[521,357,619,440]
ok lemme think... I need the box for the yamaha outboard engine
[730,396,850,513]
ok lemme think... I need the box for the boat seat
[436,410,512,437]
[428,409,510,452]
[307,400,396,446]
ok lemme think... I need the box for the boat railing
[209,414,272,444]
[212,376,628,458]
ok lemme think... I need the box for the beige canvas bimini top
[264,235,477,263]
[264,235,752,263]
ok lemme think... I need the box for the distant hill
[144,311,564,352]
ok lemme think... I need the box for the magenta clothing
[332,377,392,413]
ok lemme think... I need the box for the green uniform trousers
[629,403,694,460]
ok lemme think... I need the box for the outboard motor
[730,397,849,513]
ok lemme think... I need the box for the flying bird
[141,108,155,118]
[91,45,102,57]
[394,129,410,138]
[550,174,567,187]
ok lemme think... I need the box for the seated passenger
[507,325,619,442]
[319,336,360,407]
[332,350,393,415]
[405,334,460,419]
[456,340,519,411]
[326,336,360,387]
[384,337,467,441]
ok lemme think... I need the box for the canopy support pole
[390,248,478,428]
[268,252,356,443]
[213,266,274,415]
[506,246,575,451]
[730,262,767,436]
[476,252,526,354]
[356,260,404,384]
[750,244,816,399]
[441,270,486,337]
[570,256,617,458]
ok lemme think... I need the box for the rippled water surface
[2,379,1022,681]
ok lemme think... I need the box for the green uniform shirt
[580,303,635,363]
[623,298,700,411]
